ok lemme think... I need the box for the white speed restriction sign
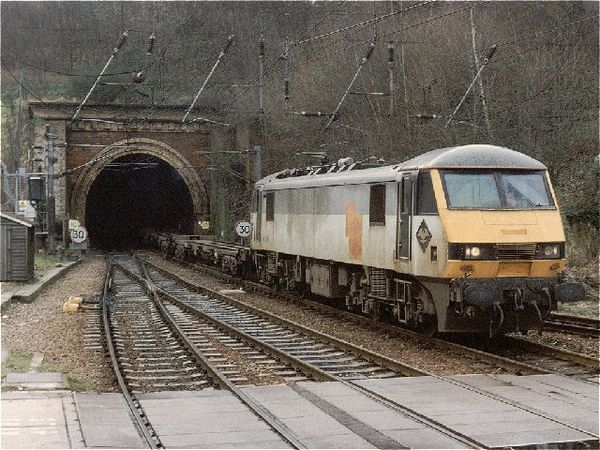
[235,221,252,238]
[70,226,88,243]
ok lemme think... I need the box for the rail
[545,312,600,337]
[100,255,161,448]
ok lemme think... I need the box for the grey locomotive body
[250,145,580,335]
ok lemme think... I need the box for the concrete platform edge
[1,260,81,308]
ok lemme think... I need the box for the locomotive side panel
[266,183,398,269]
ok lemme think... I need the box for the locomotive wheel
[370,301,382,322]
[419,314,438,337]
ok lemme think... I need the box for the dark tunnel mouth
[85,154,195,250]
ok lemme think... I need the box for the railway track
[109,267,210,392]
[104,255,309,448]
[114,256,310,387]
[480,335,599,382]
[100,257,161,448]
[147,252,599,384]
[141,261,425,381]
[137,254,599,447]
[544,312,600,337]
[116,254,490,448]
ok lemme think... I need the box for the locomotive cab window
[265,192,275,221]
[416,171,437,215]
[442,170,554,209]
[369,184,386,225]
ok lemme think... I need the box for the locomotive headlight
[448,243,494,260]
[465,245,482,259]
[536,243,564,259]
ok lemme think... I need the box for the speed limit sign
[235,221,252,238]
[70,226,88,243]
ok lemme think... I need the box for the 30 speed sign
[70,226,88,243]
[235,221,252,238]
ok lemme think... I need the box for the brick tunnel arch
[70,138,208,236]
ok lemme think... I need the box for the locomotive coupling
[453,277,555,310]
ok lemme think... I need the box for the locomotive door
[397,176,413,259]
[254,188,262,242]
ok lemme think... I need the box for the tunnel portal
[85,154,194,249]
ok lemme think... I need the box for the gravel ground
[512,330,599,358]
[144,254,515,376]
[1,255,117,392]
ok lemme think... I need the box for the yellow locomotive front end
[431,165,584,335]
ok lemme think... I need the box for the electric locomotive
[250,144,584,335]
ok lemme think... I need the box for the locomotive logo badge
[416,220,432,252]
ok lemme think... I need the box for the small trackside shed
[0,212,35,281]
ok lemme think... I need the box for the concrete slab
[279,414,365,440]
[297,381,469,448]
[242,384,381,448]
[160,430,290,448]
[352,409,437,431]
[139,390,291,449]
[137,388,230,400]
[75,393,147,448]
[303,433,377,449]
[3,374,595,449]
[357,376,599,448]
[471,429,595,448]
[242,382,471,449]
[186,439,291,449]
[502,374,598,404]
[150,411,271,435]
[4,372,67,389]
[1,391,85,449]
[383,428,467,449]
[448,374,600,434]
[142,400,246,414]
[428,409,533,425]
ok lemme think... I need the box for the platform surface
[1,261,79,307]
[240,382,465,448]
[356,374,599,448]
[2,374,598,449]
[1,391,84,449]
[75,393,147,448]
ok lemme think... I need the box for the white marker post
[235,221,251,246]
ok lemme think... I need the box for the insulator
[223,35,234,54]
[365,42,375,61]
[132,71,146,83]
[297,111,327,117]
[115,30,128,50]
[284,79,290,100]
[146,33,155,55]
[388,42,394,62]
[415,113,442,120]
[485,44,497,62]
